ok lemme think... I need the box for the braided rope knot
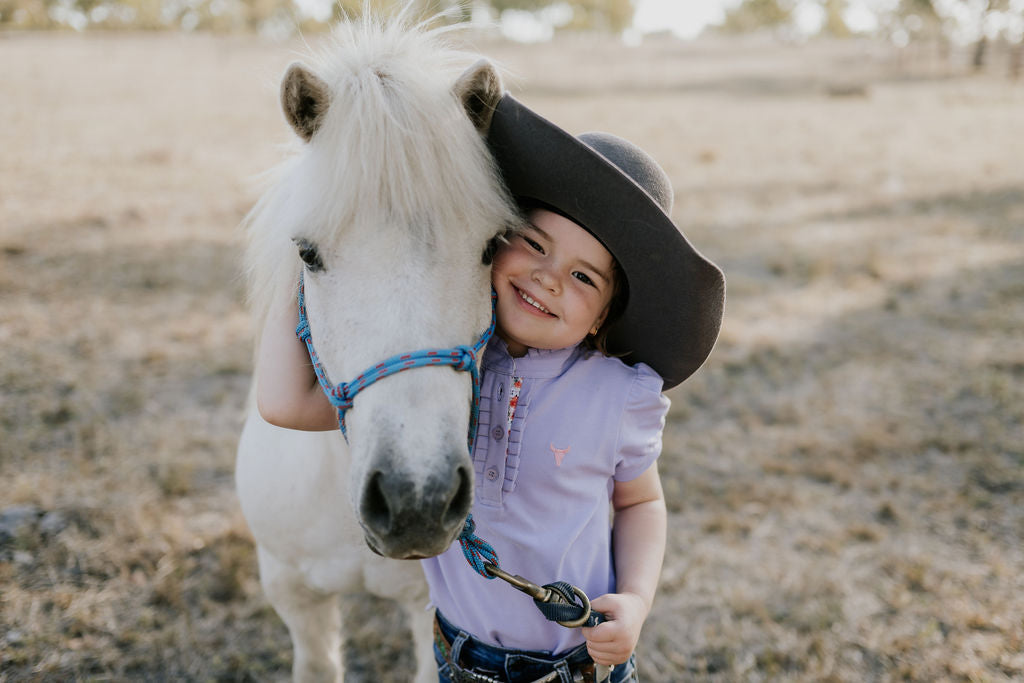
[327,385,355,411]
[458,514,499,579]
[452,346,476,372]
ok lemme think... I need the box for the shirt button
[492,426,504,440]
[485,468,498,481]
[497,384,504,399]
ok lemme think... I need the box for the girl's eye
[523,237,544,254]
[295,239,324,272]
[572,271,595,286]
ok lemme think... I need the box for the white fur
[236,12,518,682]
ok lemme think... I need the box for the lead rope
[454,354,612,678]
[450,345,611,681]
[298,278,609,675]
[455,355,606,633]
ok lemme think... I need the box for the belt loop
[554,659,572,683]
[450,630,471,667]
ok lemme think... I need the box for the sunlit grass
[1,31,1022,680]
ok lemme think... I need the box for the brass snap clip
[483,563,593,628]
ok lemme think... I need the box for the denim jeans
[433,610,639,683]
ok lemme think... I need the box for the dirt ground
[1,27,1022,682]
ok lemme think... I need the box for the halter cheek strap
[295,273,496,448]
[296,276,601,631]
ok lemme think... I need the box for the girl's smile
[512,285,554,316]
[491,208,615,357]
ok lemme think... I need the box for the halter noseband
[295,274,495,448]
[297,276,603,630]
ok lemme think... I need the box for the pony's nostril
[360,471,392,534]
[442,464,472,529]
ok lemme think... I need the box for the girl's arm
[582,463,667,666]
[255,292,338,431]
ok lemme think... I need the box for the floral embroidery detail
[506,376,522,436]
[550,443,570,467]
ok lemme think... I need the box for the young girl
[257,95,725,683]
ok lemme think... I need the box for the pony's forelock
[243,12,518,331]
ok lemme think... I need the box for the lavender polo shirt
[421,337,670,654]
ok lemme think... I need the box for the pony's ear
[281,62,330,142]
[453,58,503,135]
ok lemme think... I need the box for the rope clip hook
[483,563,593,628]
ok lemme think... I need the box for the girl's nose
[532,267,560,293]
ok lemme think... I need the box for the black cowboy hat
[486,94,725,389]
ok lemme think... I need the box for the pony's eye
[294,239,324,272]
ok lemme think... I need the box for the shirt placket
[473,370,520,505]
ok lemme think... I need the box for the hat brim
[487,95,725,389]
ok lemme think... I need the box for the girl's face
[491,208,615,357]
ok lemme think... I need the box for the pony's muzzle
[359,457,473,559]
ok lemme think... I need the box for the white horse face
[274,43,515,559]
[298,226,489,560]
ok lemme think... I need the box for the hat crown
[578,132,673,215]
[486,95,725,387]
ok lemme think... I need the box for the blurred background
[2,1,1022,680]
[4,0,1024,55]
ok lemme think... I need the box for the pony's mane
[242,12,518,330]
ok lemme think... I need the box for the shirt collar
[482,337,581,378]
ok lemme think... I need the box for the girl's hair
[483,199,630,358]
[582,257,627,357]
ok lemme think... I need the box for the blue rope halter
[296,275,500,569]
[296,273,495,447]
[295,275,601,629]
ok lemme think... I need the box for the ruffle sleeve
[613,362,670,482]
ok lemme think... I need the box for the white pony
[235,13,518,682]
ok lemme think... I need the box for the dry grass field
[1,27,1023,682]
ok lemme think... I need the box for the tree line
[2,0,1022,75]
[0,0,633,31]
[722,0,1023,74]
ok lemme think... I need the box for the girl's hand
[582,464,667,666]
[580,591,648,666]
